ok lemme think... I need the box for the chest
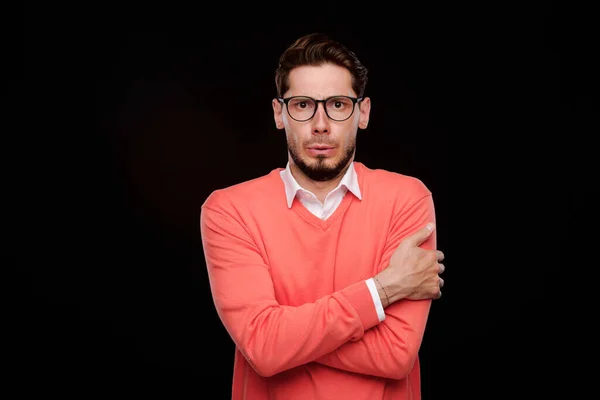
[257,208,392,306]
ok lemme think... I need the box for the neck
[289,159,353,203]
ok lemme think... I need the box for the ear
[357,97,371,130]
[272,98,285,130]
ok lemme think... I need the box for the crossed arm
[200,191,436,379]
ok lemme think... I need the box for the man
[200,32,445,400]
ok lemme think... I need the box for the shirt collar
[279,162,362,208]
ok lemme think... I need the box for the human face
[272,63,371,182]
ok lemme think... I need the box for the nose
[311,102,330,135]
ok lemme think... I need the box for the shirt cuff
[365,278,386,322]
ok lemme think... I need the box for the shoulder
[355,162,431,201]
[201,168,284,212]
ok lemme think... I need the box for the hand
[374,222,445,306]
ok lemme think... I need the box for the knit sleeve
[314,190,437,380]
[200,191,380,378]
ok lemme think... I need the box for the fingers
[436,274,444,300]
[436,250,444,262]
[401,222,435,248]
[438,263,445,274]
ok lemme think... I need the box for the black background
[22,2,596,399]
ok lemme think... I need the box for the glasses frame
[278,95,363,122]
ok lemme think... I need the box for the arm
[314,193,437,379]
[200,191,381,378]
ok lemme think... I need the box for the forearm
[202,203,381,378]
[312,276,430,380]
[314,298,431,380]
[202,188,436,379]
[213,279,380,377]
[314,265,433,379]
[317,272,431,379]
[315,193,437,378]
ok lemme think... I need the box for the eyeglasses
[278,95,363,122]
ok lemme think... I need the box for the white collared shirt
[280,162,385,322]
[280,161,362,219]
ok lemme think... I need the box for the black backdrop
[23,3,596,399]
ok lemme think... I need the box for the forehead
[286,63,355,98]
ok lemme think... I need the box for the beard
[288,136,356,182]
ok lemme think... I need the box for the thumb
[401,222,435,248]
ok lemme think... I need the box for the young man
[200,33,445,400]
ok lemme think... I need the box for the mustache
[305,140,337,147]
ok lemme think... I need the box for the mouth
[307,145,336,156]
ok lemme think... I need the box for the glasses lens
[287,97,316,121]
[326,97,355,121]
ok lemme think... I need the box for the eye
[327,97,352,109]
[290,98,314,109]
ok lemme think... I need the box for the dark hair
[275,33,368,98]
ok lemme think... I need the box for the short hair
[275,33,368,98]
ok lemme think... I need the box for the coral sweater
[200,162,437,400]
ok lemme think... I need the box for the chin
[289,141,355,182]
[309,155,337,165]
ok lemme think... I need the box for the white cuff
[365,278,386,322]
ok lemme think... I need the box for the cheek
[286,130,302,147]
[283,118,299,135]
[341,131,357,149]
[285,122,308,142]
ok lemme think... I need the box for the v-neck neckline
[289,162,364,230]
[273,162,365,230]
[291,191,355,231]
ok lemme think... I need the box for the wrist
[373,276,390,308]
[374,270,407,305]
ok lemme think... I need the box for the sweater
[200,162,437,400]
[279,161,386,323]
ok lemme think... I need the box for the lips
[307,146,336,156]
